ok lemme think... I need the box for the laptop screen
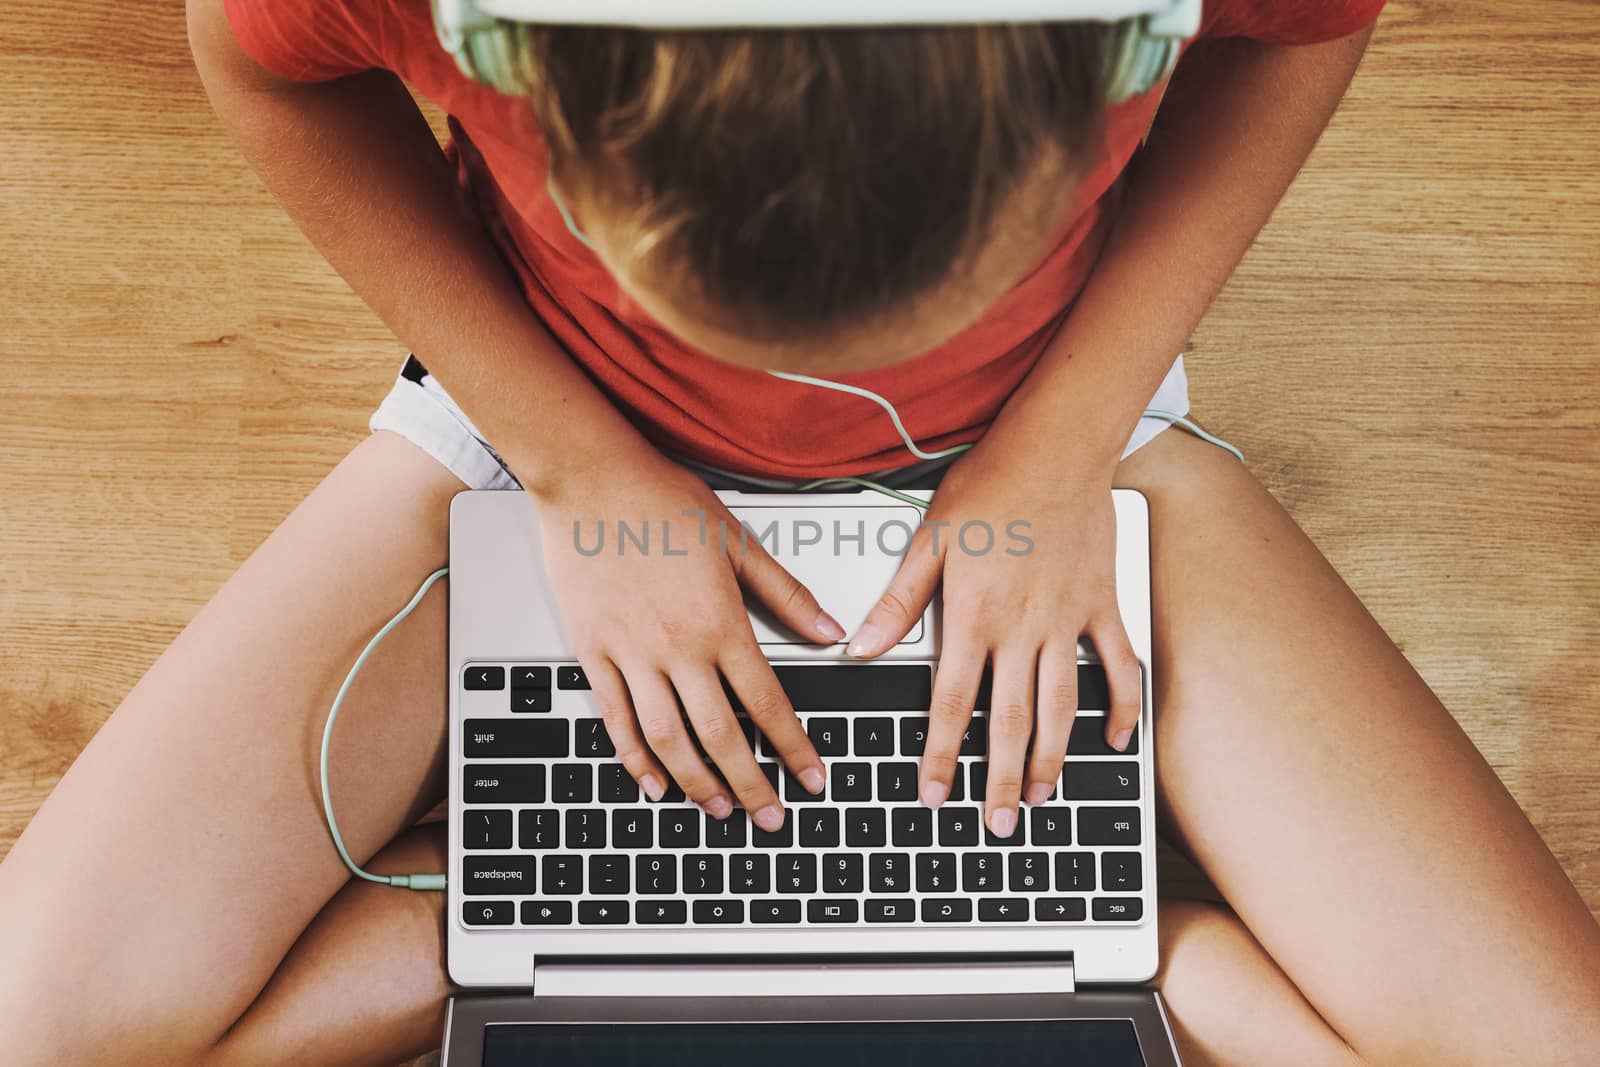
[480,1018,1148,1066]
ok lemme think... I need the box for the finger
[1091,610,1143,752]
[672,665,786,831]
[584,655,669,802]
[982,645,1037,839]
[625,666,733,816]
[920,633,984,809]
[719,640,826,796]
[849,522,944,658]
[723,521,845,644]
[1024,642,1077,806]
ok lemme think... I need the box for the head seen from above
[503,23,1111,374]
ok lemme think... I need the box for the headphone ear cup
[466,22,525,94]
[1103,18,1181,104]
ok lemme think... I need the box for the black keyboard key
[1055,852,1097,892]
[961,852,1003,892]
[705,810,747,848]
[1101,852,1143,892]
[738,718,758,751]
[877,762,918,801]
[831,763,872,802]
[983,813,1026,847]
[693,900,744,924]
[1009,852,1049,893]
[869,853,910,893]
[565,810,606,849]
[1094,897,1144,922]
[462,856,537,896]
[730,854,770,894]
[1078,806,1141,846]
[1030,807,1073,845]
[758,763,781,792]
[822,853,864,893]
[1037,897,1088,922]
[612,808,653,848]
[637,900,688,925]
[808,899,860,924]
[464,666,504,691]
[462,809,512,850]
[660,810,701,848]
[892,807,932,847]
[579,900,629,925]
[464,764,545,804]
[938,806,981,847]
[635,854,677,895]
[519,810,559,850]
[751,899,802,924]
[588,854,629,895]
[807,717,849,756]
[751,810,794,848]
[465,719,567,758]
[916,853,956,893]
[979,897,1028,922]
[921,898,973,923]
[511,666,551,689]
[511,688,552,713]
[845,808,886,848]
[552,764,593,804]
[800,808,840,848]
[854,717,895,756]
[464,900,513,925]
[541,855,582,895]
[899,717,929,755]
[684,855,724,894]
[948,769,966,803]
[777,854,817,894]
[1067,717,1138,756]
[865,898,915,923]
[1062,761,1139,800]
[1077,664,1111,710]
[599,764,638,803]
[646,779,687,804]
[556,665,589,690]
[522,900,572,925]
[773,664,932,711]
[574,720,616,758]
[969,762,988,802]
[783,767,827,803]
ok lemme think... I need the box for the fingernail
[799,767,826,795]
[990,807,1017,839]
[921,779,949,809]
[1112,728,1133,752]
[847,623,884,658]
[641,774,666,802]
[1024,782,1051,806]
[705,795,733,819]
[754,804,785,832]
[815,612,846,642]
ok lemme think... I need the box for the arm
[854,26,1378,834]
[187,0,835,822]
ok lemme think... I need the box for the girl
[0,1,1595,1064]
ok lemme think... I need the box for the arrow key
[1034,897,1088,922]
[978,897,1028,922]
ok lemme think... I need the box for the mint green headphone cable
[320,565,451,892]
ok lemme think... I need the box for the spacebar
[771,664,932,711]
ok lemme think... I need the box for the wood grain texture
[1,0,1596,1046]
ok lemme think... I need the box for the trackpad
[727,505,925,646]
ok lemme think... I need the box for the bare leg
[0,432,460,1065]
[1116,428,1600,1066]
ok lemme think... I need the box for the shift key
[466,718,568,758]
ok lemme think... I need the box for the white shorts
[369,354,1192,492]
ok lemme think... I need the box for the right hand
[534,451,840,831]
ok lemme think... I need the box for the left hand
[846,442,1143,838]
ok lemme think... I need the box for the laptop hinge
[533,957,1074,998]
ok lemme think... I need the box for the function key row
[462,805,1140,852]
[464,895,1143,927]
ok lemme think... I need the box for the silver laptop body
[442,488,1180,1065]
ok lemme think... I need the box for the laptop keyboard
[459,662,1145,929]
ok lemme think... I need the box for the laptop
[441,487,1181,1065]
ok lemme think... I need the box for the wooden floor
[2,0,1596,1040]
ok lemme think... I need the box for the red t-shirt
[224,0,1383,478]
